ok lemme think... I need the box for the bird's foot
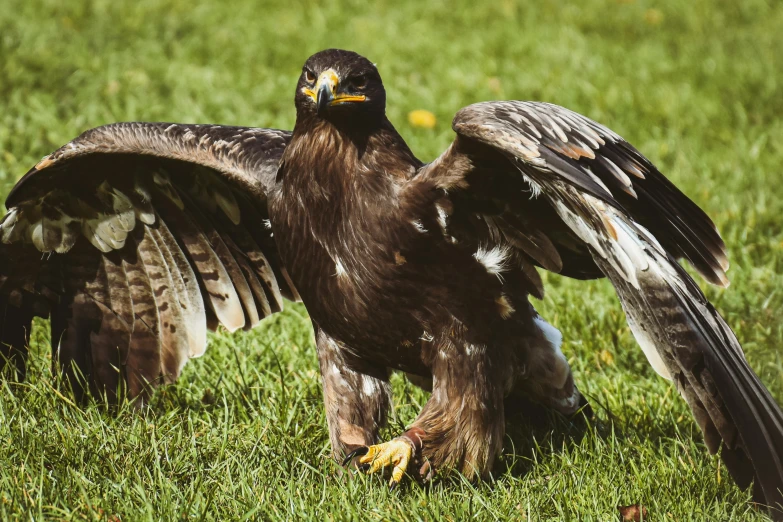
[343,427,425,489]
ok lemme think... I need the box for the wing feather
[152,216,208,358]
[136,226,189,384]
[219,228,273,319]
[176,190,260,330]
[89,251,134,400]
[151,197,245,332]
[451,101,729,286]
[421,100,783,514]
[0,122,295,402]
[121,231,163,400]
[233,193,297,304]
[214,209,283,315]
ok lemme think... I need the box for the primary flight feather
[1,49,781,518]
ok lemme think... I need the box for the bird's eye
[350,76,368,90]
[304,70,316,84]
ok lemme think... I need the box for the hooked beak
[316,78,333,116]
[303,69,366,116]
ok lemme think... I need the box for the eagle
[1,49,782,516]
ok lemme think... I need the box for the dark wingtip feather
[699,307,783,515]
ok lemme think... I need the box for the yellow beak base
[302,69,366,108]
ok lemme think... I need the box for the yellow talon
[354,439,413,487]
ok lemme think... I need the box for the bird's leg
[347,330,507,486]
[316,328,392,461]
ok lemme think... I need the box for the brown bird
[1,49,782,516]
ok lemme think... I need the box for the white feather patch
[334,258,347,277]
[523,174,542,198]
[328,362,348,388]
[474,245,512,278]
[436,203,449,233]
[362,378,379,397]
[465,343,485,357]
[553,200,606,257]
[626,317,671,380]
[411,220,428,233]
[30,221,44,251]
[605,215,648,289]
[533,316,569,388]
[0,207,21,244]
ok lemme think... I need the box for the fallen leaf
[618,504,648,521]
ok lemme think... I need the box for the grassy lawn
[2,0,783,519]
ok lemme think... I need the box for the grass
[1,0,783,519]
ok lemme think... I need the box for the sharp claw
[389,480,399,491]
[342,446,369,466]
[348,438,414,487]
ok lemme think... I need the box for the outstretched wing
[0,122,295,402]
[418,101,783,514]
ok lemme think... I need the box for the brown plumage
[1,49,781,517]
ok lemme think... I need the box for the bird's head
[295,49,386,121]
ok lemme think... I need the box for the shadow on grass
[498,391,700,481]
